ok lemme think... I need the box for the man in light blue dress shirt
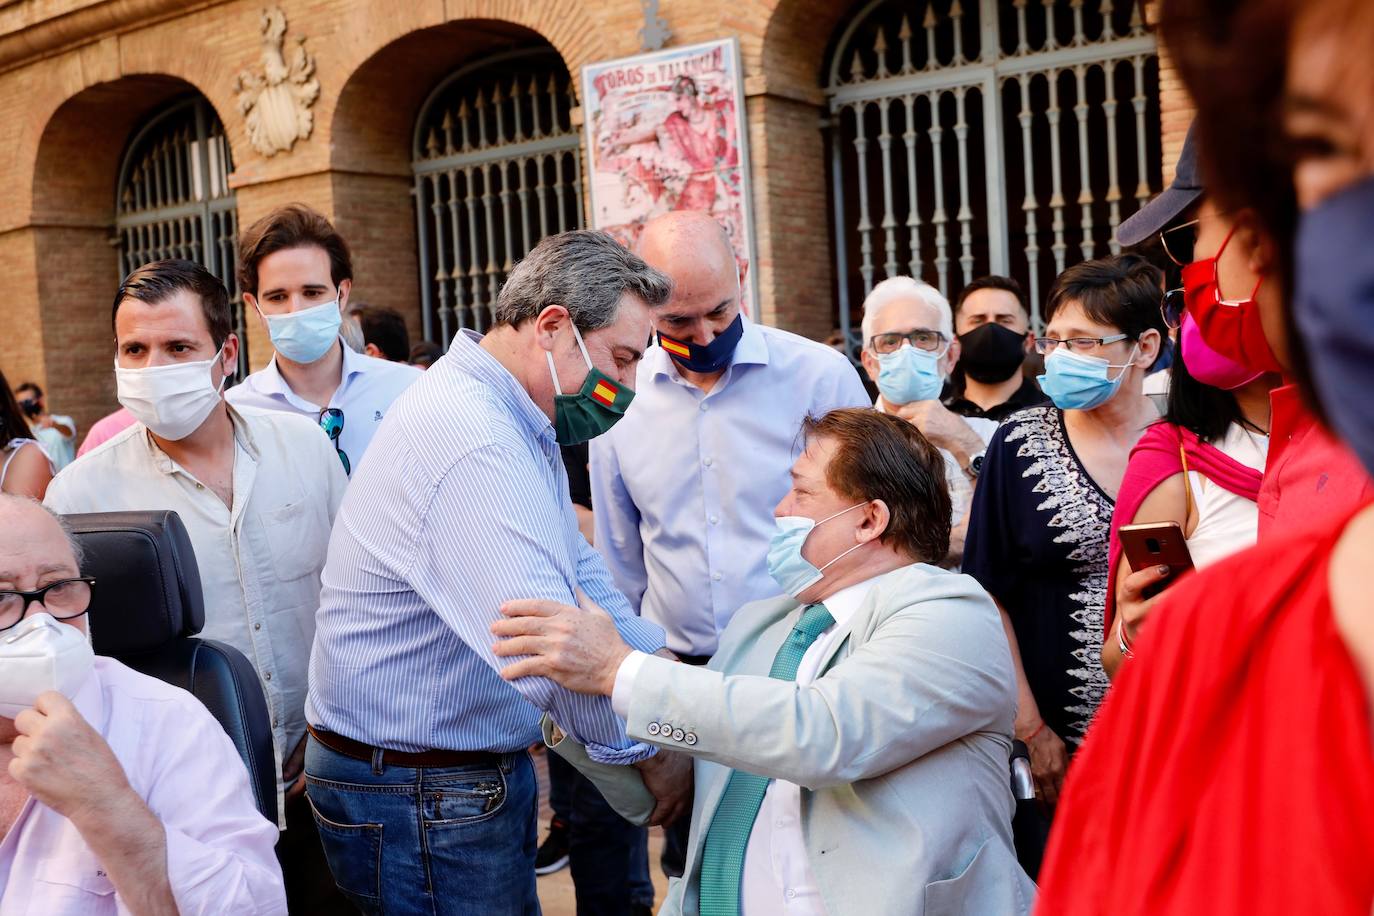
[303,230,683,915]
[589,212,870,875]
[226,205,421,474]
[591,212,870,660]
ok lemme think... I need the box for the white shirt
[1185,422,1269,569]
[614,576,883,916]
[226,339,422,472]
[590,318,871,656]
[44,405,348,823]
[0,657,285,915]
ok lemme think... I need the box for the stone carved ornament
[639,0,671,51]
[234,6,320,157]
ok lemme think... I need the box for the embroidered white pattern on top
[1003,407,1113,745]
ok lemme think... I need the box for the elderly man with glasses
[858,276,998,566]
[0,495,285,914]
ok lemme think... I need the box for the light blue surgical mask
[1037,345,1137,411]
[766,503,866,598]
[264,298,342,364]
[876,344,945,405]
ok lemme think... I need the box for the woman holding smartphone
[1098,160,1282,676]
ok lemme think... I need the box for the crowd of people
[1,0,1373,912]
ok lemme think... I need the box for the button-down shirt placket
[151,431,290,804]
[692,374,732,634]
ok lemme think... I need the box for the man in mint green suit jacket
[494,408,1036,915]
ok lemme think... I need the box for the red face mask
[1180,225,1284,374]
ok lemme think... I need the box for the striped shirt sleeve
[407,442,658,764]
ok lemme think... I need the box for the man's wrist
[69,783,152,846]
[602,644,634,697]
[1013,715,1045,742]
[951,427,985,468]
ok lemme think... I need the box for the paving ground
[532,746,671,916]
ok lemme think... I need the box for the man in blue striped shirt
[303,231,679,915]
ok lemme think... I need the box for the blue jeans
[304,736,540,915]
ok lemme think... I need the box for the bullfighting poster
[581,39,759,314]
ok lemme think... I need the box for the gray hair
[860,276,954,344]
[494,230,673,331]
[0,494,85,569]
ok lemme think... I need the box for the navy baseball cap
[1115,122,1203,248]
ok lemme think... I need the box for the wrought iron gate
[115,97,246,375]
[412,48,584,345]
[827,0,1162,343]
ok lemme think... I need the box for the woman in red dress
[1035,0,1374,912]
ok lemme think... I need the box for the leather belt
[307,724,504,769]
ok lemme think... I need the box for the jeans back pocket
[306,793,384,909]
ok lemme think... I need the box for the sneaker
[534,819,570,875]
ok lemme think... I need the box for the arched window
[826,0,1163,344]
[115,97,245,374]
[412,47,583,345]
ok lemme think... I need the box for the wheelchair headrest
[63,510,205,655]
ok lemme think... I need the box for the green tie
[698,603,837,916]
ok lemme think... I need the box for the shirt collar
[139,402,260,474]
[648,313,769,381]
[446,330,555,442]
[813,572,887,630]
[253,337,352,402]
[338,339,374,384]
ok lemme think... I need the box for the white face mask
[0,613,95,719]
[115,345,229,441]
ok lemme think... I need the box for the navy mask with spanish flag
[547,321,635,446]
[657,312,744,374]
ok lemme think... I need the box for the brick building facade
[0,0,1192,435]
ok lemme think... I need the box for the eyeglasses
[1034,334,1131,355]
[318,408,351,476]
[1161,288,1186,330]
[0,577,96,633]
[1160,218,1200,267]
[868,328,947,355]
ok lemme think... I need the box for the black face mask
[957,323,1026,384]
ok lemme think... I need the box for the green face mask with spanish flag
[547,321,635,446]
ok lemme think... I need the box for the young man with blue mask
[588,211,868,880]
[858,277,996,565]
[226,205,421,475]
[493,407,1035,916]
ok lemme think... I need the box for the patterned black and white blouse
[963,405,1113,748]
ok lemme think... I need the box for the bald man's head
[0,496,83,573]
[636,212,742,356]
[637,211,735,273]
[0,496,86,635]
